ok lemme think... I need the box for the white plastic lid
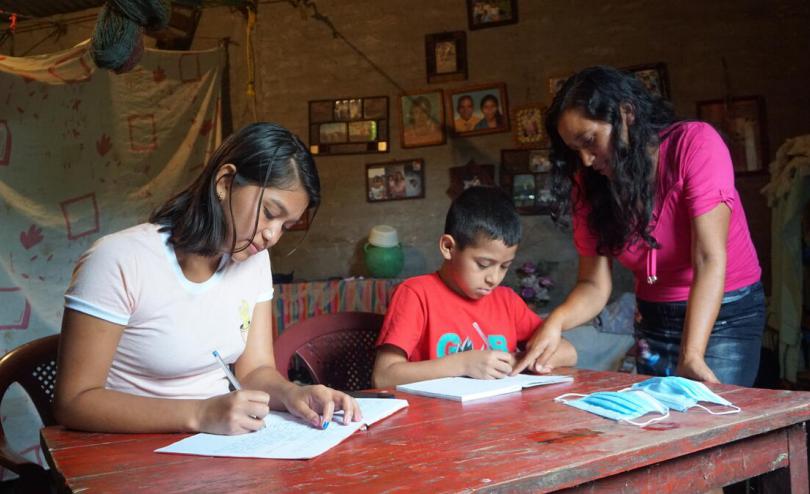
[368,224,399,248]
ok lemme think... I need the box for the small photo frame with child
[366,159,426,203]
[425,31,468,84]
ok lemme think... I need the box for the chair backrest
[274,312,384,392]
[0,334,59,484]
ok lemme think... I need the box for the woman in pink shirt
[512,66,763,386]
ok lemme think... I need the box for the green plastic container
[363,243,404,278]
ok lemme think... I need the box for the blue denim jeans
[635,282,765,386]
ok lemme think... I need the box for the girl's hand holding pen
[281,383,363,429]
[195,390,271,435]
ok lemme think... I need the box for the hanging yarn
[91,0,169,72]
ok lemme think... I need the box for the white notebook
[396,374,573,402]
[155,398,408,460]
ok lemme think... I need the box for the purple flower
[520,262,537,274]
[521,287,536,300]
[538,276,553,287]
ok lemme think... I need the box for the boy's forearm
[373,353,468,388]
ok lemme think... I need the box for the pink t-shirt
[573,122,761,302]
[64,223,274,399]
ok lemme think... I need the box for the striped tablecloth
[273,278,402,336]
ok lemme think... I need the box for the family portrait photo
[366,159,425,202]
[447,83,509,137]
[466,0,518,30]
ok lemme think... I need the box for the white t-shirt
[64,223,274,399]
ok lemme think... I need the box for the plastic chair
[0,334,59,493]
[274,312,384,392]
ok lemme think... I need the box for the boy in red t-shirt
[372,186,577,388]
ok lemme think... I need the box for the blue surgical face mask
[554,390,669,427]
[630,376,740,414]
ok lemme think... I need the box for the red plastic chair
[274,312,384,392]
[0,334,59,493]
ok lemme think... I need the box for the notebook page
[156,398,408,459]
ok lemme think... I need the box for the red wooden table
[41,370,810,493]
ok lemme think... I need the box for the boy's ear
[439,234,456,261]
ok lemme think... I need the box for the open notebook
[155,398,408,459]
[396,374,573,402]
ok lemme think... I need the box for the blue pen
[212,350,242,390]
[213,350,267,430]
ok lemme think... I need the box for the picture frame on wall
[696,95,768,174]
[366,159,425,203]
[425,31,467,84]
[446,83,510,137]
[399,89,446,148]
[447,160,496,199]
[547,74,570,101]
[501,149,553,215]
[466,0,518,30]
[623,63,670,100]
[511,103,549,148]
[309,96,389,156]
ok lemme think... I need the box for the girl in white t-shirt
[55,123,361,435]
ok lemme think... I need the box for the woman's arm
[512,254,612,374]
[235,300,361,426]
[54,309,269,434]
[679,204,730,383]
[372,345,516,388]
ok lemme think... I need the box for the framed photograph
[623,63,670,100]
[447,160,496,199]
[425,31,467,84]
[309,96,389,156]
[466,0,518,30]
[512,103,549,148]
[500,149,553,214]
[548,74,570,101]
[366,159,425,203]
[529,149,553,173]
[399,89,446,148]
[696,95,768,174]
[446,83,510,137]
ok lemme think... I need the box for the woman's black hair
[480,94,504,126]
[150,122,320,256]
[545,65,677,255]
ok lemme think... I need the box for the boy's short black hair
[444,186,521,249]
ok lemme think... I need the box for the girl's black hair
[150,122,320,256]
[545,65,677,255]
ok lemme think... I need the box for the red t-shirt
[376,273,542,361]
